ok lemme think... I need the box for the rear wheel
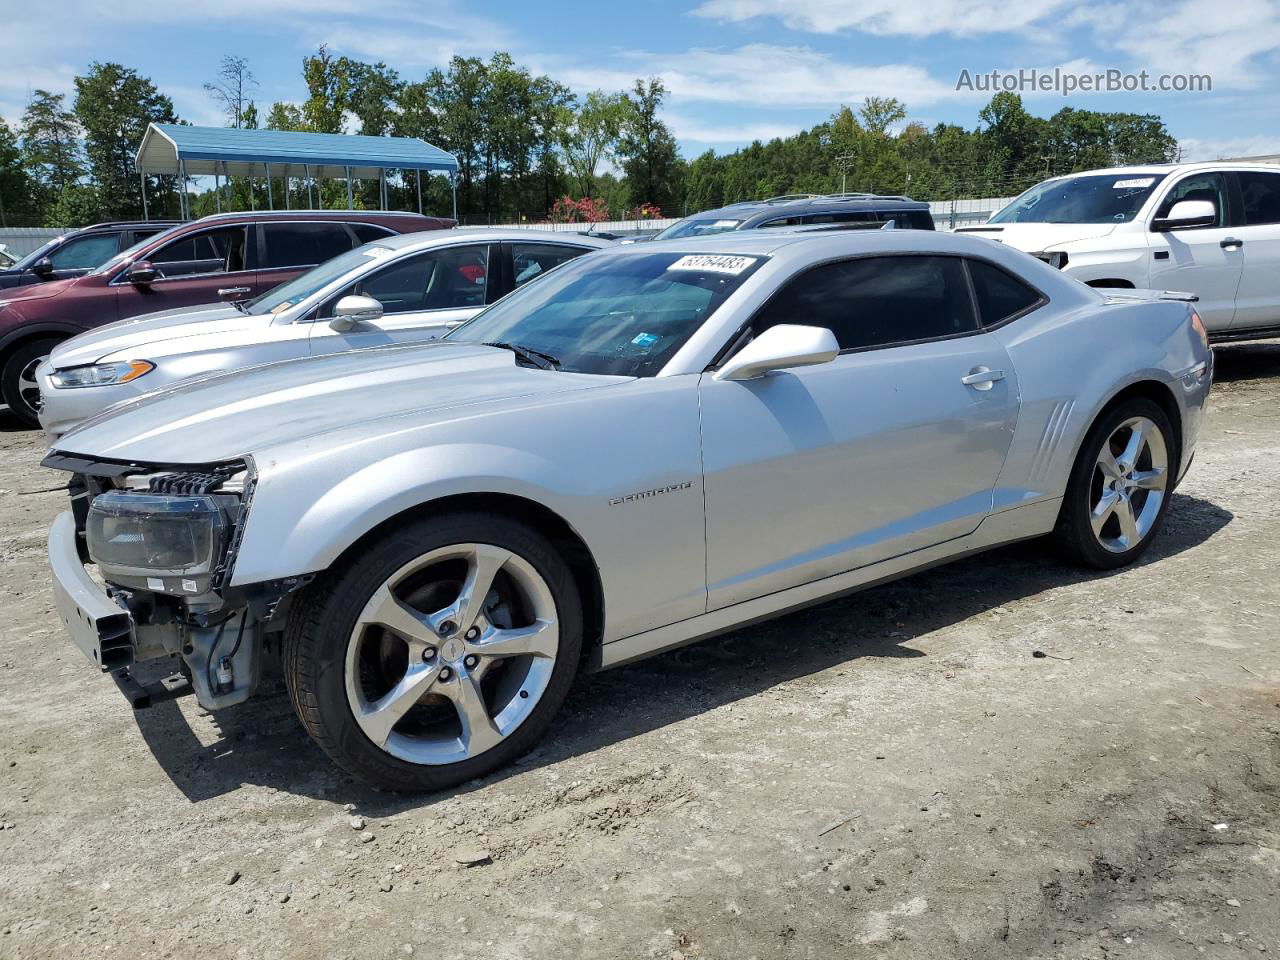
[1,337,61,427]
[1054,398,1175,569]
[284,512,582,791]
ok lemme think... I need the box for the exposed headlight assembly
[86,492,230,595]
[50,360,154,389]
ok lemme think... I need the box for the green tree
[265,102,305,131]
[19,90,84,222]
[301,44,354,134]
[427,56,489,217]
[617,78,682,214]
[0,119,37,227]
[73,62,179,220]
[560,90,626,199]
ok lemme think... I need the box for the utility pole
[836,152,856,194]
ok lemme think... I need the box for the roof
[135,124,459,179]
[691,194,929,222]
[1040,160,1280,181]
[370,228,616,252]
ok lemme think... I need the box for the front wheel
[1054,398,1176,569]
[1,337,62,427]
[284,513,583,791]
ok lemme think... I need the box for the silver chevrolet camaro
[43,229,1212,791]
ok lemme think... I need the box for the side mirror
[31,257,55,278]
[329,294,384,332]
[127,261,159,285]
[1152,199,1217,231]
[714,324,840,381]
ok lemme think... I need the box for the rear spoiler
[1101,288,1199,304]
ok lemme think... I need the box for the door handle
[1219,237,1243,250]
[961,367,1005,390]
[219,286,251,297]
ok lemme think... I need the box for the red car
[0,209,453,425]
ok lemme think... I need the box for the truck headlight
[50,360,154,389]
[86,492,229,594]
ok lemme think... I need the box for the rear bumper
[47,510,134,671]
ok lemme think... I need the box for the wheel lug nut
[465,626,480,641]
[438,667,452,681]
[438,620,457,637]
[464,654,479,669]
[422,647,436,661]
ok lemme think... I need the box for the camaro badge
[609,481,693,506]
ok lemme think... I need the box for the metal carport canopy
[135,123,459,179]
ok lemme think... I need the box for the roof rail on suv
[192,209,438,223]
[83,220,181,230]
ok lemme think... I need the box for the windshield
[446,250,764,377]
[11,237,65,271]
[89,223,187,276]
[246,245,393,316]
[652,217,744,241]
[990,173,1169,224]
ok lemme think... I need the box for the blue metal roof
[135,123,458,179]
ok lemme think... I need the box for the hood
[0,275,78,303]
[54,341,630,464]
[954,221,1119,252]
[49,303,247,368]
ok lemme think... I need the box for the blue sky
[3,0,1279,162]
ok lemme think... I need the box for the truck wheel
[1,338,61,427]
[1054,398,1175,569]
[284,512,583,792]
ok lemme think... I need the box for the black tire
[1054,397,1177,569]
[1,337,61,427]
[283,512,583,792]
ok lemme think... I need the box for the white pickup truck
[958,162,1280,341]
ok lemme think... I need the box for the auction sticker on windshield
[667,254,757,274]
[1113,178,1156,189]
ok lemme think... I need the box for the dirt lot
[1,345,1278,960]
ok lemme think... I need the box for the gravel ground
[1,345,1278,960]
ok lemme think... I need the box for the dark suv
[0,221,180,290]
[0,209,453,424]
[652,194,935,240]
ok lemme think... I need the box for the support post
[379,169,386,210]
[284,167,290,210]
[140,172,149,221]
[249,167,256,210]
[214,167,222,214]
[346,167,353,209]
[179,158,188,219]
[266,163,274,210]
[416,170,422,214]
[451,173,457,222]
[305,164,314,208]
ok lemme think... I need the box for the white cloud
[692,0,1071,36]
[664,113,807,144]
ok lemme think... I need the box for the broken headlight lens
[86,492,229,594]
[50,360,154,389]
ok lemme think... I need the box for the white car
[958,162,1280,341]
[36,229,612,438]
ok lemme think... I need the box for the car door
[699,254,1019,611]
[309,242,496,355]
[1147,171,1243,333]
[114,224,256,321]
[257,221,361,298]
[1227,170,1280,331]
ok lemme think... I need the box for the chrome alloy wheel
[343,542,559,765]
[17,354,46,414]
[1089,415,1169,554]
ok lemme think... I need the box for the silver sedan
[35,229,612,439]
[44,228,1212,791]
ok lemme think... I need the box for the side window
[320,245,489,317]
[804,211,878,226]
[1156,173,1228,228]
[967,259,1041,326]
[759,217,802,228]
[1236,171,1280,226]
[511,243,591,289]
[751,255,977,351]
[262,223,356,269]
[351,223,395,244]
[47,233,120,270]
[149,227,247,278]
